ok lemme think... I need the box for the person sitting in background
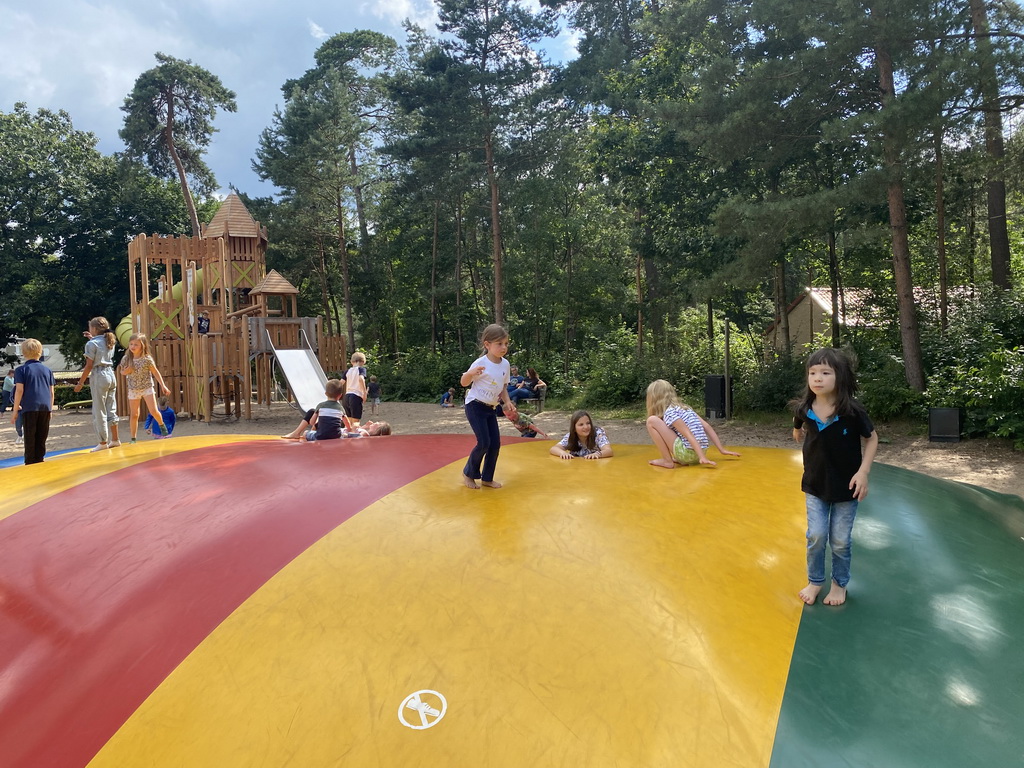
[507,365,533,404]
[525,368,547,403]
[441,388,456,407]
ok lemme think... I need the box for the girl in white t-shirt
[460,324,518,489]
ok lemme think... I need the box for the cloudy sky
[1,0,575,198]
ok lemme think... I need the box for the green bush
[859,357,923,421]
[55,384,90,409]
[366,345,483,402]
[921,288,1024,449]
[733,355,804,413]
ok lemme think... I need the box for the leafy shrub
[859,356,924,421]
[733,355,805,413]
[55,384,90,409]
[921,287,1024,448]
[579,326,655,407]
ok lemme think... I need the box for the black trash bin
[928,407,964,442]
[704,375,732,419]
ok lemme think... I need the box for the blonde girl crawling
[119,333,171,443]
[645,379,740,468]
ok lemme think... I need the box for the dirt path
[3,401,1022,500]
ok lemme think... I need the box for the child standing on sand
[460,324,517,489]
[344,352,368,427]
[793,349,878,607]
[9,340,55,464]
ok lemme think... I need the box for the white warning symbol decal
[398,689,447,730]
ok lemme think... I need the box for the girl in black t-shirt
[791,349,878,607]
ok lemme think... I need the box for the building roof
[3,341,81,375]
[764,284,980,336]
[249,269,298,296]
[203,193,267,240]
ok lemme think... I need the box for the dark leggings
[464,399,501,482]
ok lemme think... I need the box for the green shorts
[672,437,699,465]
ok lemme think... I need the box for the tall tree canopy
[1,102,198,358]
[120,52,237,237]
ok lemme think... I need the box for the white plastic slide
[268,332,328,414]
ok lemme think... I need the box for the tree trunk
[876,36,925,391]
[348,146,371,260]
[164,101,201,237]
[336,197,355,353]
[431,200,440,354]
[969,0,1012,288]
[455,197,465,353]
[635,250,644,357]
[706,299,715,365]
[774,259,791,358]
[484,129,504,324]
[828,229,841,346]
[564,242,574,373]
[317,235,334,336]
[935,132,949,330]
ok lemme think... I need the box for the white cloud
[1,1,432,195]
[308,19,329,40]
[366,0,437,28]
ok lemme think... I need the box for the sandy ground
[3,401,1022,500]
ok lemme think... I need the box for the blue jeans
[90,367,118,443]
[464,399,501,482]
[805,493,859,588]
[508,387,533,404]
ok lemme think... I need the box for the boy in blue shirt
[9,339,56,464]
[279,379,346,441]
[144,396,177,439]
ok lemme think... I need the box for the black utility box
[704,375,732,419]
[928,407,964,442]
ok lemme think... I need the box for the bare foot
[823,582,847,606]
[798,583,823,605]
[480,480,503,488]
[462,474,480,489]
[648,458,676,469]
[280,434,300,440]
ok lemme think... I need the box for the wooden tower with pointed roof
[249,269,299,318]
[200,192,269,319]
[122,194,345,423]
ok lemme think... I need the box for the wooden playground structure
[116,194,345,422]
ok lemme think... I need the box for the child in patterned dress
[119,333,171,443]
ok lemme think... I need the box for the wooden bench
[518,393,546,414]
[61,400,92,410]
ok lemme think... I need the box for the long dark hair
[791,348,861,417]
[567,410,596,453]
